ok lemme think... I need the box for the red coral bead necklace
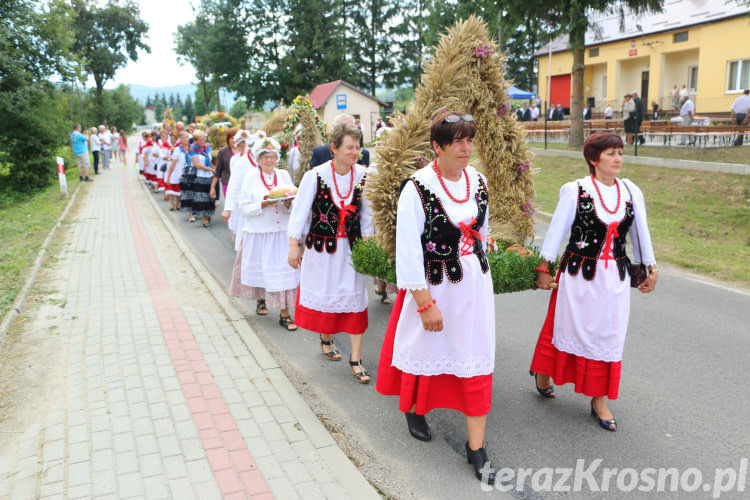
[260,168,277,190]
[590,174,620,214]
[331,160,354,200]
[433,159,470,203]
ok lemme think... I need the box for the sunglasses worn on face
[443,114,474,123]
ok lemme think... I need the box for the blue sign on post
[336,94,347,109]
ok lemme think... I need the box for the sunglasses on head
[443,114,474,123]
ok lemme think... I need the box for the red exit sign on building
[629,49,638,56]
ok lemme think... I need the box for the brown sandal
[256,300,268,316]
[349,358,370,384]
[279,315,297,331]
[319,336,342,361]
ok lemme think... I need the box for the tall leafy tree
[183,95,195,123]
[239,0,287,108]
[176,19,214,111]
[1,0,76,192]
[71,0,149,123]
[278,0,350,102]
[347,0,402,95]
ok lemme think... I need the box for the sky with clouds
[95,0,197,89]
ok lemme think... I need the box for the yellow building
[535,1,750,115]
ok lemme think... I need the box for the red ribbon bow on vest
[458,218,485,256]
[600,221,619,269]
[336,202,356,238]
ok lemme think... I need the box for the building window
[589,48,599,57]
[726,59,750,92]
[673,31,688,43]
[688,66,698,93]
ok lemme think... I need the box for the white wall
[321,86,381,143]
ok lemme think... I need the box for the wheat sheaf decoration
[367,15,535,258]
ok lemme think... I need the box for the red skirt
[294,287,368,335]
[376,290,493,417]
[166,184,181,195]
[156,177,166,191]
[529,278,621,399]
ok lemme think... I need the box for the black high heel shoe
[465,442,497,484]
[529,370,555,398]
[590,402,617,431]
[404,412,431,441]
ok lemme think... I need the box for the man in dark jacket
[632,91,645,145]
[553,104,564,121]
[310,114,370,167]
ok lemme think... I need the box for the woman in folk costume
[156,129,172,195]
[143,131,158,188]
[211,127,238,201]
[188,130,216,227]
[165,131,190,211]
[222,129,260,247]
[285,124,302,181]
[531,131,658,432]
[287,123,375,384]
[136,131,147,180]
[230,136,300,330]
[376,111,498,484]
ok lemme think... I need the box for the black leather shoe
[405,412,431,441]
[465,442,497,484]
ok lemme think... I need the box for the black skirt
[191,175,215,216]
[179,175,194,211]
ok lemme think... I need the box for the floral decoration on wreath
[277,95,328,162]
[201,111,238,130]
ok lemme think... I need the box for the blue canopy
[507,86,535,99]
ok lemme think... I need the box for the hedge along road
[136,138,750,498]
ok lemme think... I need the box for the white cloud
[92,0,197,89]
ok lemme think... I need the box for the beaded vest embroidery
[559,183,634,281]
[305,172,365,253]
[408,175,489,285]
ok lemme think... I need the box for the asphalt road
[138,156,750,499]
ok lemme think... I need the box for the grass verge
[0,168,87,321]
[527,142,750,165]
[531,155,750,288]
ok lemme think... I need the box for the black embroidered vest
[406,175,490,285]
[305,172,365,253]
[559,183,635,281]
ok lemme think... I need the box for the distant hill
[128,83,236,106]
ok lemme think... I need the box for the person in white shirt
[287,123,374,384]
[376,111,498,484]
[730,89,750,146]
[230,136,300,330]
[165,132,190,211]
[99,125,112,169]
[679,84,689,101]
[530,104,540,121]
[532,131,658,433]
[89,127,101,174]
[223,129,259,245]
[604,104,613,119]
[670,85,680,110]
[679,96,695,145]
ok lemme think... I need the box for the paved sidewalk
[0,162,378,499]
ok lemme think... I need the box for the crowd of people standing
[69,123,129,181]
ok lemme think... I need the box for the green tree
[71,0,149,124]
[239,0,287,108]
[347,0,402,95]
[279,0,349,102]
[230,99,248,117]
[176,18,215,111]
[153,99,165,123]
[0,0,76,193]
[183,95,195,123]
